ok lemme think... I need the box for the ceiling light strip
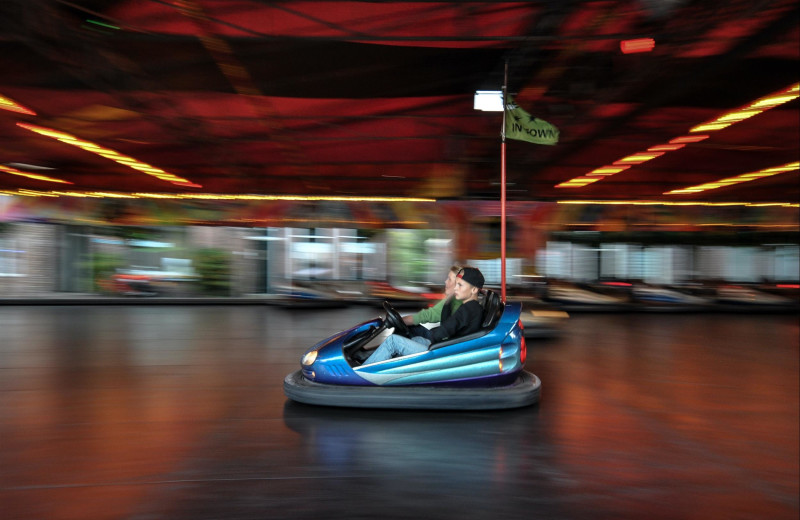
[16,123,202,188]
[0,190,436,202]
[0,164,72,184]
[554,136,708,188]
[690,84,799,133]
[556,82,799,189]
[557,200,798,208]
[665,162,799,195]
[0,94,36,115]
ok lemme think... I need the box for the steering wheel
[382,301,411,338]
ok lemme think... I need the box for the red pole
[501,140,507,301]
[500,60,508,301]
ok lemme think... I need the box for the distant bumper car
[544,282,631,311]
[631,284,713,311]
[109,273,165,296]
[519,306,569,338]
[266,282,347,308]
[284,290,541,410]
[106,268,197,297]
[716,285,798,312]
[365,281,431,308]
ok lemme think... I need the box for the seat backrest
[481,290,503,329]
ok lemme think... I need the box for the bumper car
[519,305,569,338]
[364,281,431,308]
[631,284,714,311]
[715,284,798,312]
[544,281,632,311]
[266,282,348,308]
[108,273,159,296]
[284,290,541,410]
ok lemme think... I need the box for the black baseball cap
[457,267,484,289]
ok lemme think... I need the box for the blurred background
[0,198,798,311]
[0,0,797,309]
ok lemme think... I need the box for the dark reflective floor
[1,306,797,520]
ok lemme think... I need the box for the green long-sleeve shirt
[411,296,462,325]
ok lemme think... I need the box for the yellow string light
[0,93,36,115]
[16,123,202,188]
[0,164,72,184]
[665,162,799,195]
[0,190,436,202]
[557,199,798,208]
[557,83,799,189]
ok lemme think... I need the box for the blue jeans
[408,324,433,340]
[364,334,431,364]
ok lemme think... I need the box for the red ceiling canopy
[0,0,797,202]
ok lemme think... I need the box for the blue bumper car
[284,290,541,410]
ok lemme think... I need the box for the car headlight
[302,350,318,366]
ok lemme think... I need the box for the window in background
[0,236,23,277]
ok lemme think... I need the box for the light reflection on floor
[0,306,797,520]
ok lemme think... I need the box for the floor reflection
[0,307,796,520]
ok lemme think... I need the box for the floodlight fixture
[474,90,503,112]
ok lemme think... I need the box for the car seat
[481,290,503,329]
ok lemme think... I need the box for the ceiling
[0,0,798,203]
